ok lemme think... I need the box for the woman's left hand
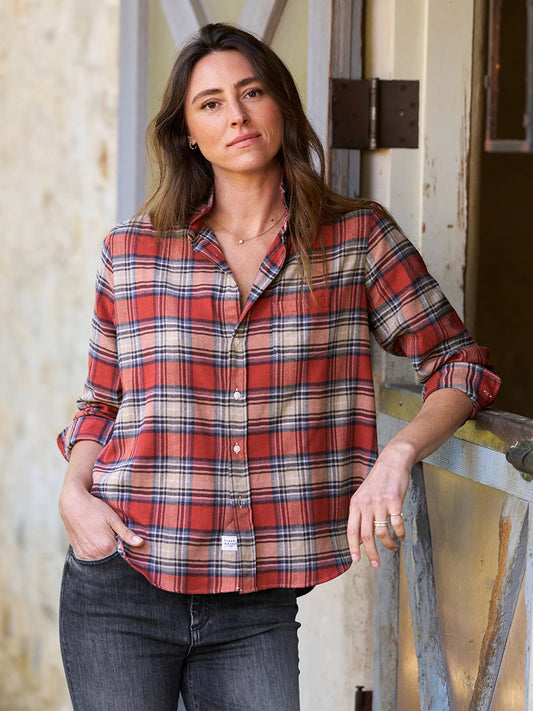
[346,387,475,568]
[346,448,410,568]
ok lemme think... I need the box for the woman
[58,23,500,711]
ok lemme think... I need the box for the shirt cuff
[57,410,115,461]
[423,362,501,418]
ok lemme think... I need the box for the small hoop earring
[188,138,198,150]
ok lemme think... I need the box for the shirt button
[237,496,246,508]
[233,389,242,400]
[233,443,241,454]
[234,337,240,345]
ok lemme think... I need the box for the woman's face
[184,50,283,182]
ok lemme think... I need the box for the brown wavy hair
[140,23,376,285]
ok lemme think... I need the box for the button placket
[227,325,253,546]
[226,321,258,587]
[229,326,247,460]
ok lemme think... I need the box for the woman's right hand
[58,440,143,560]
[59,485,144,560]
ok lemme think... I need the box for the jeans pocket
[69,545,120,566]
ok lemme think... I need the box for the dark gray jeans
[59,547,301,711]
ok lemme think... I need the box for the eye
[200,99,219,111]
[245,87,263,99]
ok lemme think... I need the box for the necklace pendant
[238,239,244,245]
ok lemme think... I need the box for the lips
[227,133,261,147]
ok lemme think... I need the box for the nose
[229,99,249,127]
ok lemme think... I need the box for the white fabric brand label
[221,535,238,551]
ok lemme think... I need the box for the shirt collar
[188,190,215,242]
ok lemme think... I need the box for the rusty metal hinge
[330,78,419,150]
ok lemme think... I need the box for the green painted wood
[378,413,533,504]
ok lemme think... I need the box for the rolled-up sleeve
[57,238,122,460]
[365,212,501,417]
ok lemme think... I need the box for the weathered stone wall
[0,1,119,708]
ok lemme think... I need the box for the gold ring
[389,513,403,518]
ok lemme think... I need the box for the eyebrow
[190,76,258,105]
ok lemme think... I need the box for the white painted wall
[298,563,376,711]
[362,0,475,311]
[362,0,476,390]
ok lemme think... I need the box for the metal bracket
[330,78,419,150]
[506,440,533,481]
[355,686,373,711]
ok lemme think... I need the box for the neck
[209,163,284,236]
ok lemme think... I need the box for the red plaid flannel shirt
[58,201,500,594]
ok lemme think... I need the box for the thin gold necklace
[209,210,285,245]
